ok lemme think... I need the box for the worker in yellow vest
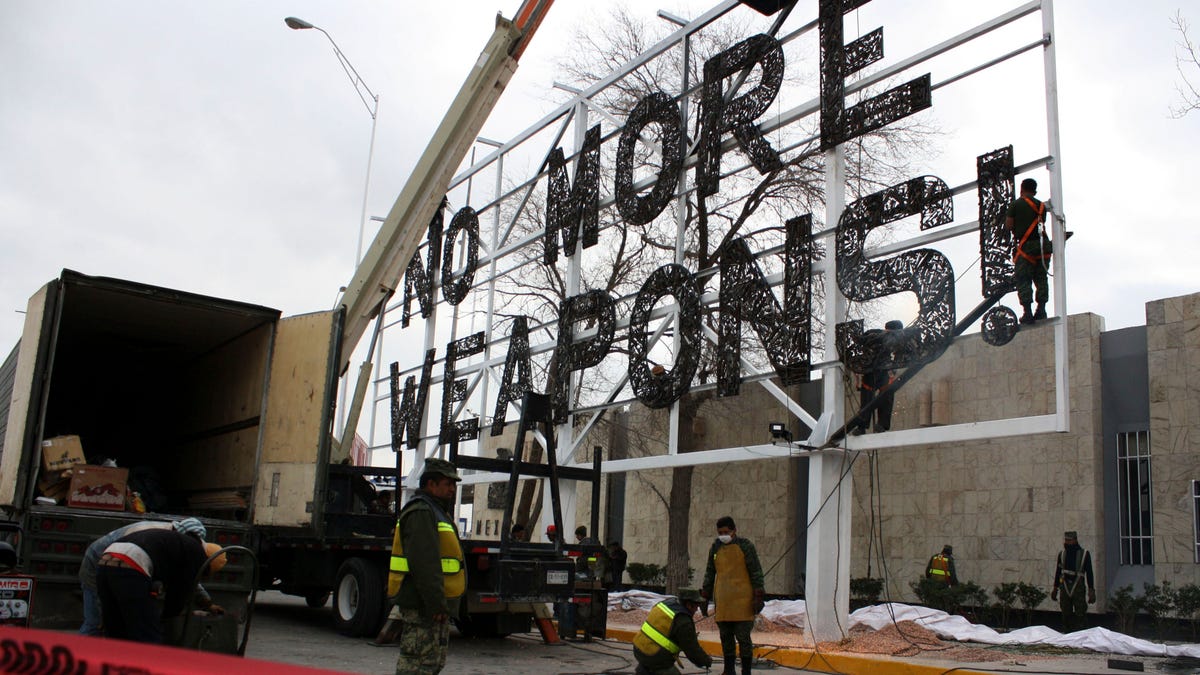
[388,458,465,675]
[701,516,765,675]
[925,544,958,586]
[633,589,713,675]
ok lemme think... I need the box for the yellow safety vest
[928,554,952,583]
[633,602,679,657]
[388,513,466,599]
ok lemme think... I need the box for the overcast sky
[2,0,1197,356]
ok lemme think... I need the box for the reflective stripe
[388,514,465,597]
[639,602,680,655]
[929,568,949,576]
[391,555,462,574]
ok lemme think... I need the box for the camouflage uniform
[395,607,450,675]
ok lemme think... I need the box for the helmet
[546,525,557,534]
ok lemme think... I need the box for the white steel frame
[361,0,1070,642]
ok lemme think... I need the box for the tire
[332,558,387,636]
[305,591,331,608]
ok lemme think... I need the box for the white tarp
[608,593,1200,658]
[850,603,1200,658]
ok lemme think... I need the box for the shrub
[956,581,989,621]
[851,577,884,604]
[1173,583,1200,641]
[993,582,1019,631]
[1142,581,1175,639]
[912,578,987,616]
[1015,582,1047,627]
[1108,584,1142,634]
[626,562,666,586]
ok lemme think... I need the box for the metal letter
[615,92,684,226]
[441,206,480,306]
[697,34,785,197]
[717,215,813,395]
[544,124,602,265]
[628,264,701,408]
[553,290,616,423]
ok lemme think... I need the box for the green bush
[911,578,988,616]
[993,582,1019,631]
[1108,584,1142,634]
[1142,581,1176,639]
[1015,582,1047,627]
[627,562,666,586]
[851,577,884,604]
[1173,583,1200,641]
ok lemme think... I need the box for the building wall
[583,385,804,593]
[455,295,1200,602]
[848,313,1107,609]
[1146,294,1200,586]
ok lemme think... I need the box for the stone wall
[1146,293,1200,587]
[848,313,1106,609]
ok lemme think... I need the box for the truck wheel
[305,591,330,608]
[332,558,386,636]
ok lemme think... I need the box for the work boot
[721,655,736,675]
[742,655,753,675]
[1019,304,1035,324]
[1033,303,1047,321]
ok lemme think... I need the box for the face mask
[718,535,733,544]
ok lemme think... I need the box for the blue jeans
[80,584,102,636]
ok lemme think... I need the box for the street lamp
[286,16,380,440]
[285,16,379,268]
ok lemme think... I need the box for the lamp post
[285,16,379,269]
[286,16,380,440]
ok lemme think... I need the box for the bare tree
[1172,11,1200,117]
[490,5,939,593]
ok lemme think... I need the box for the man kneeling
[633,589,713,675]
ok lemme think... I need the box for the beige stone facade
[461,295,1200,607]
[1145,294,1200,589]
[847,313,1106,609]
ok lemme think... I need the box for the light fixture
[284,17,314,30]
[769,422,792,443]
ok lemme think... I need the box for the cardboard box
[37,469,72,502]
[41,435,86,472]
[67,465,128,511]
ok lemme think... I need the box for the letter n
[717,215,812,396]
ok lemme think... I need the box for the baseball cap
[422,458,462,482]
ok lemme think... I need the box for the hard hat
[203,542,228,575]
[546,525,557,534]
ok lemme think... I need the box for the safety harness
[1056,547,1090,596]
[1014,196,1050,264]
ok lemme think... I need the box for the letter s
[835,176,955,373]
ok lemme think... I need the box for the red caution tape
[0,626,354,675]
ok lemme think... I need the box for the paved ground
[243,591,662,675]
[243,592,1199,675]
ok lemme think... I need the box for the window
[1117,430,1153,565]
[1192,480,1200,563]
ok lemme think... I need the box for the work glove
[753,589,765,614]
[1087,589,1096,605]
[1050,589,1058,602]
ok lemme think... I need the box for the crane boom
[337,1,554,360]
